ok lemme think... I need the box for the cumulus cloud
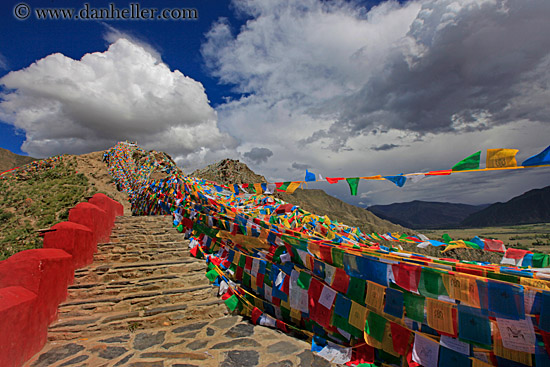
[0,38,236,162]
[203,0,550,205]
[243,147,273,164]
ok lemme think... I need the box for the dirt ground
[74,151,132,215]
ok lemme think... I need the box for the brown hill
[192,159,408,234]
[0,147,36,173]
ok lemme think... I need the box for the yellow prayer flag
[365,281,385,312]
[286,181,301,194]
[520,277,550,291]
[442,274,480,308]
[254,183,263,194]
[486,149,518,168]
[232,252,241,265]
[472,358,495,367]
[290,307,302,321]
[280,299,291,310]
[426,298,455,335]
[254,297,264,310]
[348,300,367,331]
[381,322,400,357]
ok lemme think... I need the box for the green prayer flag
[205,268,218,282]
[452,151,481,171]
[418,268,448,299]
[365,311,386,342]
[532,253,550,268]
[331,248,344,268]
[442,233,452,243]
[346,177,360,196]
[297,272,312,289]
[279,182,290,191]
[347,276,366,305]
[464,241,481,249]
[242,272,251,288]
[224,294,239,311]
[403,291,425,322]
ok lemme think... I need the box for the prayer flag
[348,300,367,331]
[458,304,492,347]
[426,298,456,335]
[404,291,425,322]
[365,310,386,342]
[305,169,316,182]
[286,181,301,194]
[452,151,481,171]
[224,294,240,311]
[412,334,440,367]
[486,148,518,168]
[384,287,404,319]
[346,177,360,196]
[365,281,385,312]
[326,177,344,184]
[522,145,550,166]
[383,174,407,187]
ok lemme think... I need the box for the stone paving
[24,216,333,367]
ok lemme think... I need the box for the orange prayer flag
[365,281,385,312]
[486,149,518,168]
[286,181,301,194]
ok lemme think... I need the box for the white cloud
[203,0,550,205]
[0,52,8,70]
[0,38,236,164]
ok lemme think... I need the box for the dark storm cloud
[243,147,273,164]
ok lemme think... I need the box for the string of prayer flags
[522,145,550,166]
[452,151,481,171]
[486,148,518,168]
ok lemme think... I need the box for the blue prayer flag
[522,145,550,166]
[458,305,492,347]
[384,288,404,319]
[383,174,407,187]
[305,169,316,182]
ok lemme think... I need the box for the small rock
[223,323,254,338]
[210,316,239,329]
[99,335,131,343]
[267,341,303,355]
[172,322,208,333]
[221,350,259,367]
[114,353,134,366]
[211,338,261,349]
[59,355,89,366]
[297,350,331,367]
[206,327,215,336]
[32,343,85,367]
[186,340,208,350]
[266,360,294,367]
[133,331,166,350]
[99,346,128,359]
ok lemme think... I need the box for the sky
[0,0,549,207]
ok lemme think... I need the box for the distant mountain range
[0,147,36,173]
[461,186,550,227]
[367,185,550,229]
[367,201,490,229]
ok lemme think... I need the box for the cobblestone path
[25,216,332,367]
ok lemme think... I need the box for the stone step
[96,241,189,252]
[48,299,226,341]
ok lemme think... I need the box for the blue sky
[1,0,549,207]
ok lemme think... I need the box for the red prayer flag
[331,268,350,294]
[425,170,452,176]
[390,322,412,356]
[392,263,421,293]
[326,177,344,184]
[251,307,263,325]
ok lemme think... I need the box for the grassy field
[421,223,550,253]
[0,156,96,260]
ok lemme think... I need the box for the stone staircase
[24,216,332,367]
[47,216,225,342]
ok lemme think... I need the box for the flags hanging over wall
[486,149,518,168]
[452,151,481,171]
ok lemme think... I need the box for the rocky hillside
[462,185,550,227]
[0,147,36,173]
[193,159,408,234]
